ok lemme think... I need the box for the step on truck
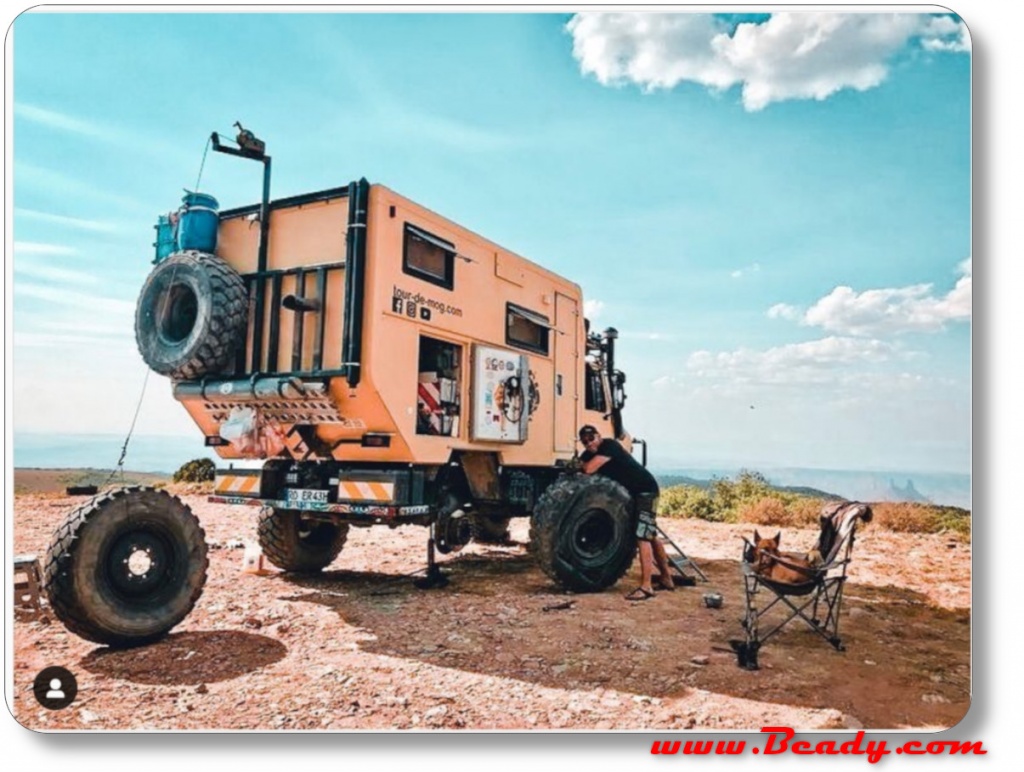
[44,126,648,646]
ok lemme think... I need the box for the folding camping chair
[732,501,874,670]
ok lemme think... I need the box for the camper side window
[506,304,550,356]
[403,223,455,290]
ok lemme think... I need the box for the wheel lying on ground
[135,250,248,380]
[529,474,636,593]
[43,487,208,647]
[257,508,349,573]
[470,513,512,545]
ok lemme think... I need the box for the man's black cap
[578,425,599,441]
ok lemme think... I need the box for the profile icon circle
[33,666,77,710]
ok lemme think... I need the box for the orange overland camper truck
[44,127,647,646]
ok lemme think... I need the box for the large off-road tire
[43,487,208,647]
[257,508,349,573]
[470,513,512,545]
[135,250,248,380]
[529,474,636,593]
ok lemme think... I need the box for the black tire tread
[257,508,349,573]
[43,486,208,646]
[135,250,248,380]
[529,474,636,593]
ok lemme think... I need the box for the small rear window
[404,223,455,290]
[506,303,550,356]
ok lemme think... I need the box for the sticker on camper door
[472,346,528,442]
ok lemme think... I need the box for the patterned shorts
[634,493,659,541]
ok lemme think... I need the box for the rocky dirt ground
[11,492,970,732]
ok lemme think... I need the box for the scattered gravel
[12,493,970,730]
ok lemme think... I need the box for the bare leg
[638,540,655,593]
[652,539,674,588]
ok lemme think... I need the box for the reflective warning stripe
[337,481,395,502]
[215,474,260,495]
[417,382,443,432]
[418,381,441,411]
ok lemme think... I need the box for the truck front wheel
[43,487,208,647]
[529,475,636,592]
[257,508,348,573]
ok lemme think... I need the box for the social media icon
[33,666,77,710]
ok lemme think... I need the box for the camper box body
[172,180,622,522]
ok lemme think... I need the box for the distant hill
[14,468,171,496]
[655,473,841,501]
[12,434,970,507]
[15,433,217,474]
[887,478,930,503]
[654,467,970,509]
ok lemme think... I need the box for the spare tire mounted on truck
[135,249,248,380]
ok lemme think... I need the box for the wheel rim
[297,520,337,548]
[157,283,198,344]
[105,528,176,603]
[568,507,616,562]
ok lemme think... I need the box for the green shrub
[933,505,972,539]
[659,471,971,541]
[173,458,216,483]
[659,486,723,521]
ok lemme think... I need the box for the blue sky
[10,10,971,474]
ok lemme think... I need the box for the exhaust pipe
[282,294,321,312]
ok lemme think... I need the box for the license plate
[285,488,329,503]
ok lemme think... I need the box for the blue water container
[177,191,220,253]
[153,213,178,263]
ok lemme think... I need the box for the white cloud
[13,241,79,256]
[620,331,676,341]
[16,162,152,213]
[37,319,131,337]
[15,103,190,161]
[686,335,898,385]
[13,262,99,286]
[567,12,968,110]
[14,332,133,349]
[15,207,121,234]
[584,299,605,319]
[767,259,971,336]
[651,374,684,389]
[731,262,760,279]
[13,282,136,316]
[767,302,801,321]
[803,261,971,336]
[15,103,113,140]
[920,16,971,53]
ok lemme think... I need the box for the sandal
[653,574,676,592]
[625,587,656,601]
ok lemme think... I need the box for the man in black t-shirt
[578,425,675,600]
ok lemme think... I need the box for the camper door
[471,345,530,442]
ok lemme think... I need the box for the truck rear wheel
[529,475,636,592]
[257,508,349,573]
[470,514,512,545]
[43,487,208,647]
[135,250,248,380]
